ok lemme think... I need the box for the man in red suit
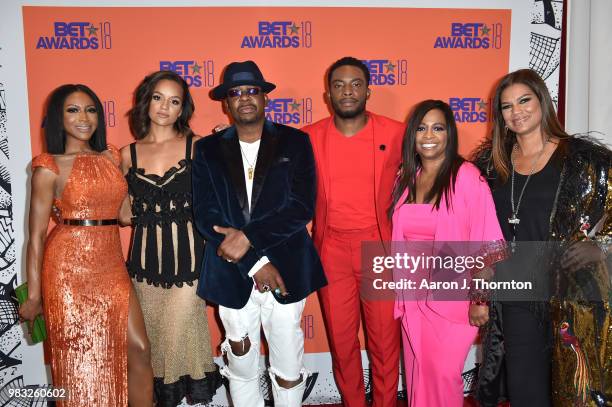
[302,57,404,407]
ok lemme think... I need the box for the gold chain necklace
[239,142,258,180]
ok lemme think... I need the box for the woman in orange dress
[18,84,154,406]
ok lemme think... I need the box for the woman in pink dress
[389,100,506,406]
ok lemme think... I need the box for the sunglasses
[227,87,261,98]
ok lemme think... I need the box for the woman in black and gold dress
[475,69,611,407]
[120,70,221,406]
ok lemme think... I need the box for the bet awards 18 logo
[449,98,490,123]
[362,59,408,86]
[434,23,503,49]
[265,97,312,126]
[159,60,215,88]
[241,21,312,48]
[36,21,112,50]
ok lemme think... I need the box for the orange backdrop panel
[23,6,511,355]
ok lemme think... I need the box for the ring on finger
[262,284,271,292]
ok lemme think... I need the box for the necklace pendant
[510,240,516,253]
[248,167,254,180]
[508,214,520,225]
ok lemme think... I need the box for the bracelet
[468,286,491,304]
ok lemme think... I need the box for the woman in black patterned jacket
[473,68,611,407]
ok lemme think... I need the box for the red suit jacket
[302,112,405,250]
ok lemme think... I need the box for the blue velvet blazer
[192,120,327,309]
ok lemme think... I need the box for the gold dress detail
[126,137,220,406]
[33,147,130,406]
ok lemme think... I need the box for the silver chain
[510,142,548,220]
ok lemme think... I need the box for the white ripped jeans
[219,288,308,407]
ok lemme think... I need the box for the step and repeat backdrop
[0,0,564,405]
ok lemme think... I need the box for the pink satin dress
[32,147,130,406]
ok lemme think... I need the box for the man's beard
[332,98,366,119]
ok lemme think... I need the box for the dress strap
[129,143,138,169]
[185,134,193,161]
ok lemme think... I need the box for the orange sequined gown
[32,147,130,406]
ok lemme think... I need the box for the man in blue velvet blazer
[191,60,326,407]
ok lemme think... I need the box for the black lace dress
[126,135,221,406]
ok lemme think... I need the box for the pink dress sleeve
[391,188,409,241]
[461,163,507,267]
[391,188,409,319]
[31,153,59,174]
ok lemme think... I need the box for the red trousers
[319,226,400,407]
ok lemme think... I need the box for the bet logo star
[477,99,488,111]
[290,23,300,35]
[87,25,98,36]
[385,62,396,73]
[290,100,301,111]
[192,63,202,74]
[481,25,491,36]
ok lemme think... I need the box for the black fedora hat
[211,60,276,100]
